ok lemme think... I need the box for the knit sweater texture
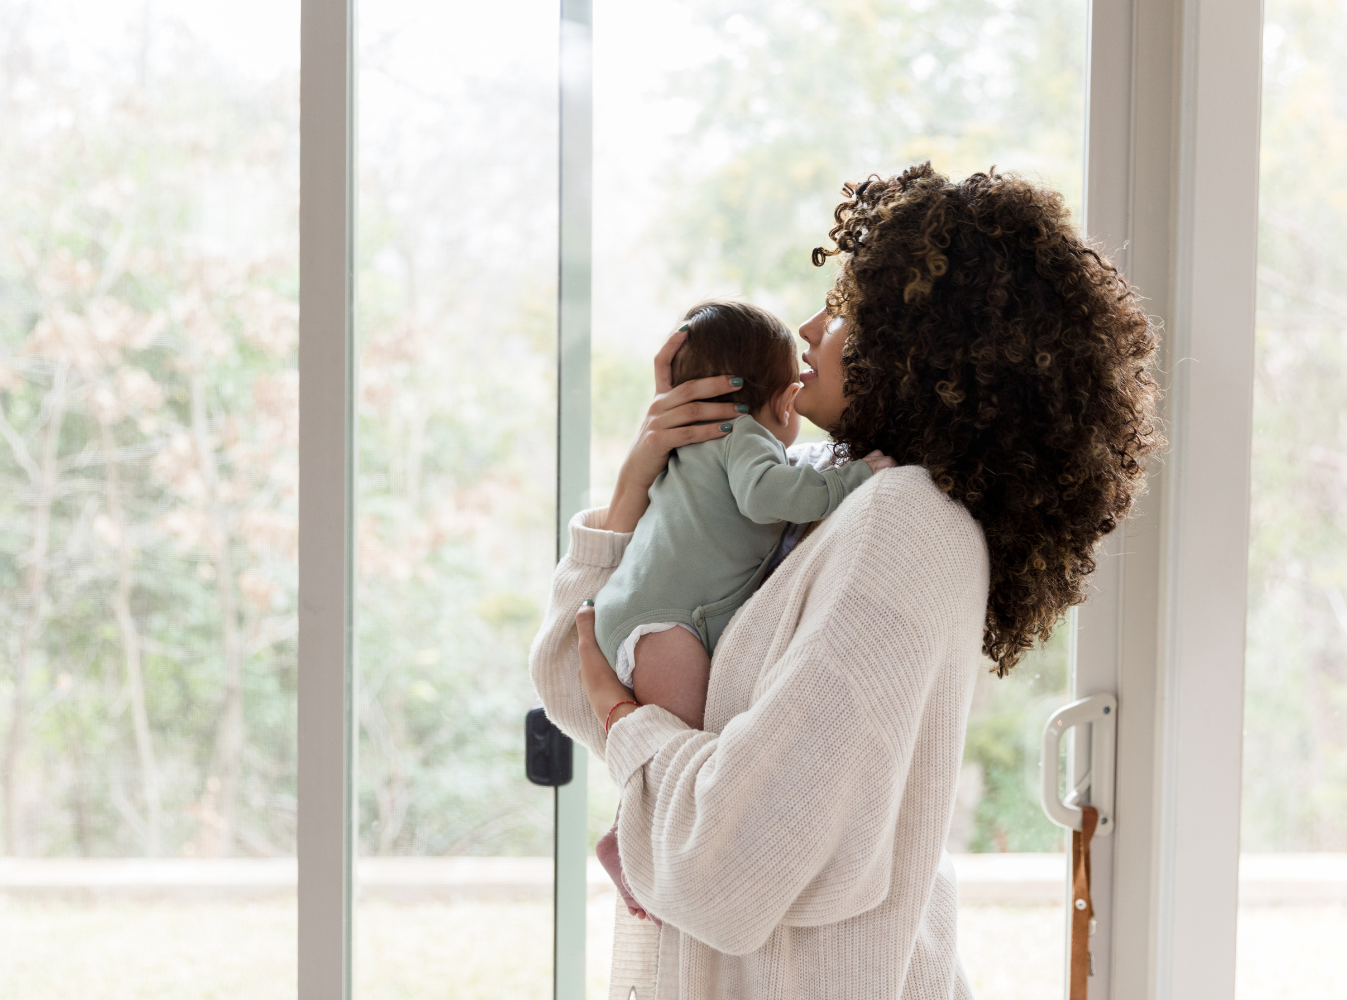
[529,466,988,1000]
[594,415,872,667]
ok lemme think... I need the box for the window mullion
[298,1,358,997]
[555,2,594,1000]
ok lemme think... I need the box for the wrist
[582,666,634,723]
[602,485,647,533]
[605,699,640,734]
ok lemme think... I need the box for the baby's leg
[596,626,706,924]
[630,626,711,730]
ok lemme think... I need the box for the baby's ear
[776,382,803,424]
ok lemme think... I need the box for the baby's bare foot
[596,825,662,926]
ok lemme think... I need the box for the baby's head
[671,300,803,446]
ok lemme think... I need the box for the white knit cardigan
[529,466,989,1000]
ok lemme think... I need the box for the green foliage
[662,0,1086,322]
[961,630,1071,853]
[592,352,655,444]
[351,37,561,856]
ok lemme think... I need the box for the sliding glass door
[585,2,1089,996]
[352,1,560,997]
[1236,1,1347,995]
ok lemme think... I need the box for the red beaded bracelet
[605,699,641,735]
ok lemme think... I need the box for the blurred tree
[0,5,300,858]
[1242,0,1347,852]
[5,0,1341,867]
[352,38,561,856]
[665,0,1085,321]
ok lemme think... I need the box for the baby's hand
[861,450,897,475]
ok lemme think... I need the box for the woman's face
[794,306,850,432]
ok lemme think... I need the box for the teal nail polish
[735,404,750,413]
[678,322,690,332]
[719,422,733,432]
[730,376,744,387]
[581,599,594,607]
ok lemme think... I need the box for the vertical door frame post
[1076,2,1263,998]
[1073,3,1139,996]
[298,0,357,998]
[1156,2,1262,997]
[556,2,593,999]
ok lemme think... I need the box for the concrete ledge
[0,854,1342,906]
[1236,853,1347,905]
[952,853,1064,904]
[0,858,298,903]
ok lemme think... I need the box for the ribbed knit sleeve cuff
[605,705,690,788]
[567,507,635,568]
[825,459,872,513]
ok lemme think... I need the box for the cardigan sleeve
[528,507,634,761]
[604,639,921,956]
[605,622,960,956]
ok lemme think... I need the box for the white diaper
[613,621,703,688]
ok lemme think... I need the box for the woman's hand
[576,602,640,731]
[604,329,746,533]
[861,450,897,475]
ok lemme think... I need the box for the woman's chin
[793,389,830,431]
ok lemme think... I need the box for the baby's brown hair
[670,300,799,414]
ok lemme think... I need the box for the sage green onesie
[593,415,872,671]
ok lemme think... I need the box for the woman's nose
[799,309,827,344]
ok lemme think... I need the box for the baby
[591,299,893,920]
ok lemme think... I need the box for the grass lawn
[1,893,1339,999]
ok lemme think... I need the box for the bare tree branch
[0,396,39,482]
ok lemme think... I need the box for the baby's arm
[630,627,710,730]
[727,418,881,524]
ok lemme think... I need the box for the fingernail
[730,376,744,387]
[735,403,750,413]
[678,322,690,332]
[719,423,733,432]
[581,599,594,607]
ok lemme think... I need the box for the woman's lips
[800,368,818,382]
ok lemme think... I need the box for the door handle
[1041,693,1116,835]
[525,706,573,787]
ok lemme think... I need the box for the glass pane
[1238,4,1347,997]
[587,2,1086,996]
[0,1,299,995]
[353,2,558,996]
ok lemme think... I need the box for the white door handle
[1041,693,1116,835]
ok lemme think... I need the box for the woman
[530,163,1160,999]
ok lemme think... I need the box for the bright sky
[28,0,704,86]
[27,0,298,79]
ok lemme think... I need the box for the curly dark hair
[813,163,1162,674]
